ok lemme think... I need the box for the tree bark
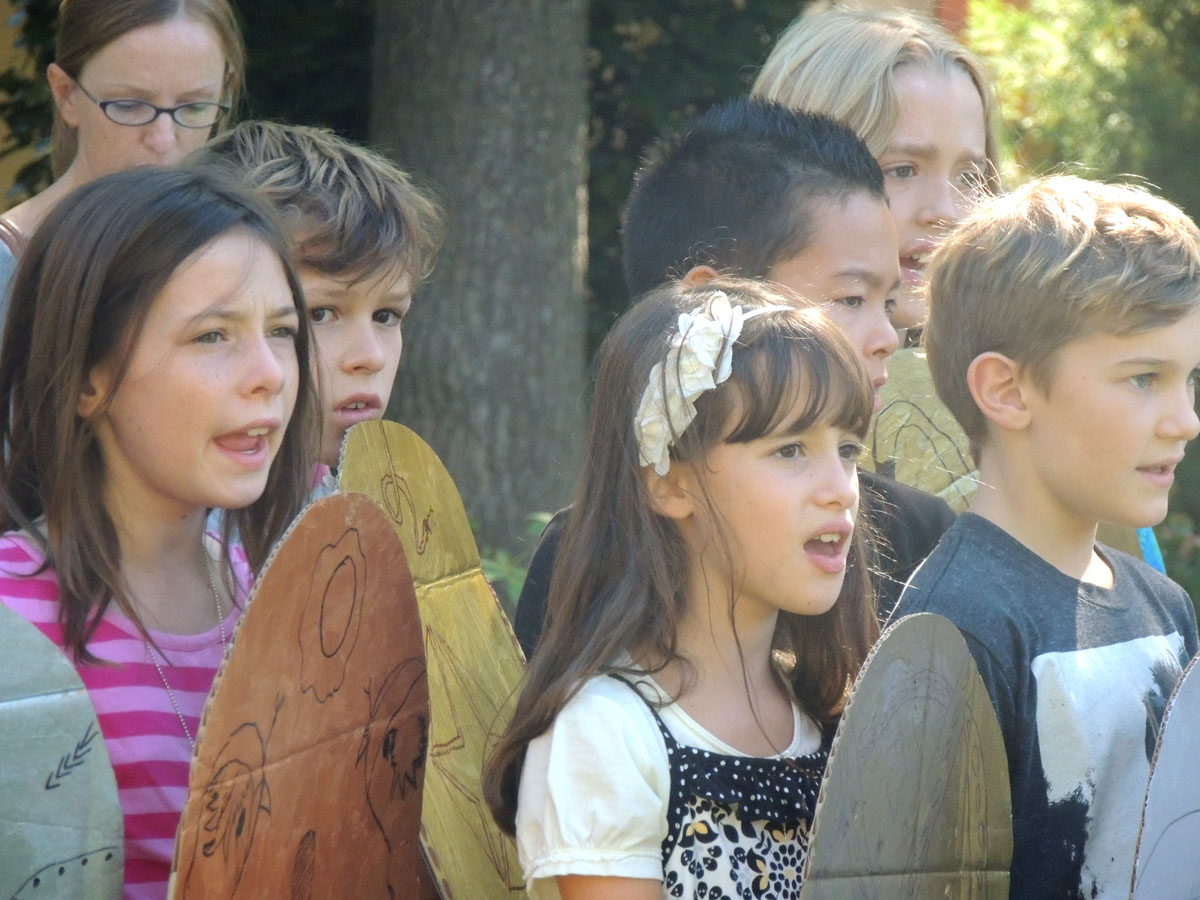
[370,0,588,556]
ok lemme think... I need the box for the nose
[340,319,389,374]
[917,175,962,228]
[814,451,859,512]
[865,306,899,362]
[142,110,179,156]
[243,332,289,398]
[1160,383,1200,442]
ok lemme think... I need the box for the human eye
[773,442,804,461]
[193,330,224,345]
[309,306,335,325]
[883,163,916,180]
[270,323,299,340]
[832,295,864,309]
[839,440,863,462]
[373,308,404,326]
[1129,373,1155,391]
[884,296,898,315]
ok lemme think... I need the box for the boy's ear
[967,351,1031,432]
[47,63,80,127]
[681,265,720,287]
[643,463,696,521]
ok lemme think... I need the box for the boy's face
[768,192,901,411]
[1019,309,1200,532]
[303,263,412,466]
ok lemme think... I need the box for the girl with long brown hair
[484,277,878,899]
[0,166,317,898]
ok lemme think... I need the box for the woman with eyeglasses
[0,0,244,296]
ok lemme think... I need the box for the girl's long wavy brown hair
[484,277,879,835]
[0,166,320,663]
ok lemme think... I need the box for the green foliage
[480,511,553,621]
[586,0,809,354]
[1156,514,1200,615]
[967,0,1200,210]
[0,0,57,199]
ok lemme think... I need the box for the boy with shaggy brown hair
[191,122,443,467]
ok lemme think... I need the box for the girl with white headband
[484,277,877,899]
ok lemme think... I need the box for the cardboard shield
[171,493,429,900]
[1131,654,1200,899]
[0,603,123,900]
[866,348,978,512]
[801,613,1011,899]
[339,421,527,898]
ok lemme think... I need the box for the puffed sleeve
[515,676,671,898]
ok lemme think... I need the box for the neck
[105,489,226,636]
[651,561,794,755]
[973,450,1111,585]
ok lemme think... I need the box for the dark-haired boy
[515,97,955,654]
[894,175,1200,899]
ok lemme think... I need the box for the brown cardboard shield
[171,493,429,900]
[800,613,1011,899]
[1131,654,1200,899]
[339,421,526,899]
[867,348,1143,557]
[0,603,123,900]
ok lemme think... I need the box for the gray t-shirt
[894,513,1198,899]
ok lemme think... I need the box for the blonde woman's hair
[752,2,999,188]
[925,175,1200,458]
[193,121,444,285]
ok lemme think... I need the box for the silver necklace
[145,539,228,749]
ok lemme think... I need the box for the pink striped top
[0,532,251,900]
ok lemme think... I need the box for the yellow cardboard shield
[339,421,527,898]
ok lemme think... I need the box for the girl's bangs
[722,321,874,445]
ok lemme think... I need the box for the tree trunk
[370,0,588,557]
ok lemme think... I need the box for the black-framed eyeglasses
[75,81,228,129]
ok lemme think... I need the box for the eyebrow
[883,141,987,165]
[187,304,299,325]
[99,82,223,101]
[834,268,902,292]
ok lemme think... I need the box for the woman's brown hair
[0,166,319,662]
[51,0,246,175]
[483,277,879,835]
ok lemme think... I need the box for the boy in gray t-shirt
[894,175,1200,899]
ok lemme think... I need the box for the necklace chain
[146,535,229,749]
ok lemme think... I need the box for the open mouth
[215,426,270,455]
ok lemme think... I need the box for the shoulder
[860,470,955,531]
[0,531,60,627]
[516,674,669,887]
[1106,547,1197,628]
[895,515,1035,630]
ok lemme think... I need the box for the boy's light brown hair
[192,121,444,284]
[925,174,1200,457]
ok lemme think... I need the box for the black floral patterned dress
[615,676,833,900]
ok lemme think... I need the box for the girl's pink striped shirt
[0,532,249,900]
